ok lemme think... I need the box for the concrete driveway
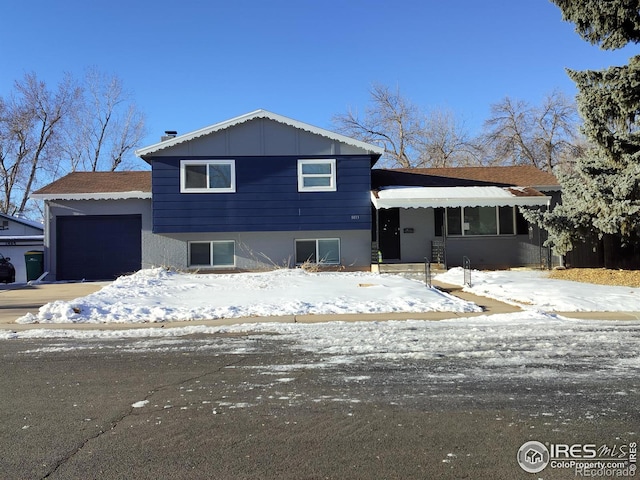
[0,282,108,324]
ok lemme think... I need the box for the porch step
[376,263,446,274]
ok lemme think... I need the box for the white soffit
[30,192,152,201]
[0,235,44,241]
[371,186,550,209]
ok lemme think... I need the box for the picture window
[445,206,518,236]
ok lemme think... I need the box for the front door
[378,208,400,261]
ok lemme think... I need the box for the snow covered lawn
[12,266,640,327]
[15,268,480,324]
[436,267,640,312]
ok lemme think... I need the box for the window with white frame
[295,238,340,264]
[445,206,517,236]
[297,159,336,192]
[189,241,235,267]
[180,160,236,193]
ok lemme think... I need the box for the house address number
[351,215,360,220]
[3,241,17,246]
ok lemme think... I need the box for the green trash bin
[24,250,44,281]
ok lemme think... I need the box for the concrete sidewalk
[0,282,108,326]
[0,279,638,331]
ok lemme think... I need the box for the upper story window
[297,159,336,192]
[180,160,236,193]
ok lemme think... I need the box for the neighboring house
[32,110,384,281]
[371,166,560,269]
[0,212,44,283]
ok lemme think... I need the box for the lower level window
[189,241,235,267]
[295,238,340,264]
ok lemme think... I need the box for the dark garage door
[57,215,142,281]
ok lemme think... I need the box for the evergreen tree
[524,1,640,267]
[552,0,640,49]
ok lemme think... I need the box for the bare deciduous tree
[417,108,483,167]
[65,68,145,172]
[481,90,582,172]
[333,84,421,168]
[333,84,479,168]
[0,69,146,218]
[0,73,80,215]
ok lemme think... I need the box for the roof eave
[31,192,152,201]
[0,235,44,241]
[370,190,551,210]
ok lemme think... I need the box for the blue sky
[2,0,636,160]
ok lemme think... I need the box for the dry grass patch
[548,268,640,287]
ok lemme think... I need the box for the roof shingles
[392,165,559,187]
[33,171,151,195]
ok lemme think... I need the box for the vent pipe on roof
[161,130,177,142]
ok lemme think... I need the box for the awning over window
[371,186,550,209]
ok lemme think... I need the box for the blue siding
[151,156,373,233]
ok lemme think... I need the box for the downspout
[538,219,543,269]
[547,198,563,268]
[375,207,381,263]
[43,201,51,280]
[371,191,382,271]
[442,208,448,270]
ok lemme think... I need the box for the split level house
[32,110,559,281]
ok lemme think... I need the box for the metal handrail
[463,256,471,287]
[424,257,431,288]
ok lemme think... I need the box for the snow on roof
[135,109,385,158]
[371,186,550,209]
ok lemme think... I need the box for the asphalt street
[1,332,637,480]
